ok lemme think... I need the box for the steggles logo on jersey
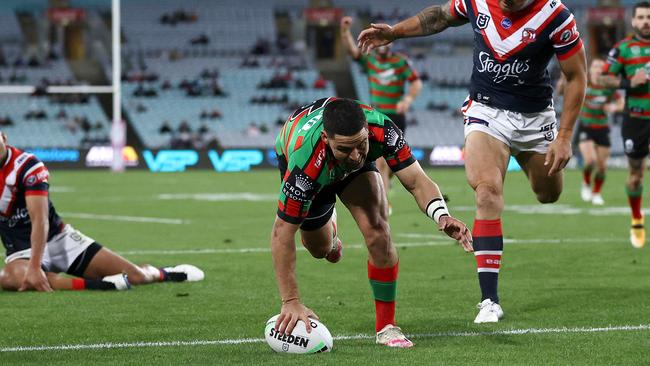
[476,13,490,29]
[477,51,530,84]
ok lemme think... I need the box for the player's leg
[591,144,610,205]
[578,138,596,202]
[465,131,509,323]
[515,152,563,204]
[299,203,342,263]
[627,157,646,248]
[622,118,649,248]
[338,169,411,348]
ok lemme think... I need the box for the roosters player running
[0,132,204,292]
[271,98,472,348]
[599,1,650,248]
[358,0,587,323]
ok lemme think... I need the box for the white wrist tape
[426,197,449,224]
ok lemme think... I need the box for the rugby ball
[264,314,333,354]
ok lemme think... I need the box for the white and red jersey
[450,0,583,113]
[0,146,64,256]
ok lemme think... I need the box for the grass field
[1,168,649,365]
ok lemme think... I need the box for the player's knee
[0,269,19,291]
[362,220,390,253]
[628,174,644,189]
[475,183,503,212]
[536,191,560,204]
[125,268,149,285]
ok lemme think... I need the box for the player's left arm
[604,92,625,114]
[396,76,423,114]
[546,14,587,176]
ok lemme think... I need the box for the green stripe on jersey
[607,36,650,119]
[580,86,615,126]
[359,53,414,113]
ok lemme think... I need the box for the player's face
[632,8,650,39]
[589,60,605,81]
[499,0,529,12]
[323,128,369,172]
[376,45,391,57]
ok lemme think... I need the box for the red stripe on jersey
[370,89,403,98]
[359,103,373,111]
[369,77,405,87]
[285,198,302,218]
[375,103,398,110]
[476,254,501,268]
[486,0,546,41]
[396,146,412,162]
[368,125,385,143]
[625,56,650,65]
[631,110,650,117]
[498,4,566,61]
[472,219,502,237]
[284,116,301,155]
[628,93,650,99]
[556,39,583,61]
[365,60,385,74]
[582,124,609,129]
[25,191,48,196]
[582,112,606,119]
[303,141,327,180]
[294,136,304,151]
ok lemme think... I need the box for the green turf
[1,168,649,365]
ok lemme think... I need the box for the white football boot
[580,183,592,202]
[591,193,604,206]
[102,273,131,291]
[376,324,414,348]
[163,264,205,282]
[474,299,504,324]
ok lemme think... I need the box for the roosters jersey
[0,146,64,256]
[450,0,583,113]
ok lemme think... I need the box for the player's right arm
[340,16,361,60]
[20,194,53,292]
[599,42,648,89]
[357,0,468,53]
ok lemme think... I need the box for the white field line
[119,237,626,256]
[60,212,189,225]
[2,324,648,353]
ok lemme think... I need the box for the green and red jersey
[358,52,419,114]
[580,84,620,128]
[605,35,650,119]
[274,97,415,224]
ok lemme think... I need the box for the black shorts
[622,116,650,159]
[577,124,610,147]
[385,113,406,134]
[66,242,103,277]
[278,155,378,231]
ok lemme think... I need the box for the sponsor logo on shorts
[625,139,635,153]
[540,123,556,142]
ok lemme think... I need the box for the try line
[2,324,648,353]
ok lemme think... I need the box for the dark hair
[634,1,650,17]
[323,98,366,137]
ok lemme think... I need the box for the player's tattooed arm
[415,1,467,36]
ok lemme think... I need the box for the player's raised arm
[20,195,53,292]
[340,16,361,60]
[357,0,468,53]
[394,161,473,252]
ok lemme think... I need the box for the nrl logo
[476,13,490,29]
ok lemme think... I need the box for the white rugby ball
[264,314,333,354]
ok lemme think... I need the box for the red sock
[583,166,593,185]
[368,261,398,332]
[629,196,643,220]
[593,173,605,194]
[71,278,86,290]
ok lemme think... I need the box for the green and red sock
[368,261,398,332]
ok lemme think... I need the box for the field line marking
[2,324,648,352]
[60,212,189,225]
[119,237,627,256]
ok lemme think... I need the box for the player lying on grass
[271,98,472,348]
[0,132,204,292]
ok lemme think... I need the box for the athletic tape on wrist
[426,197,449,224]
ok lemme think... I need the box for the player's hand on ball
[276,300,319,335]
[438,216,473,252]
[357,23,395,54]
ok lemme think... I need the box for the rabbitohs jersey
[274,97,415,224]
[0,146,64,256]
[450,0,583,113]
